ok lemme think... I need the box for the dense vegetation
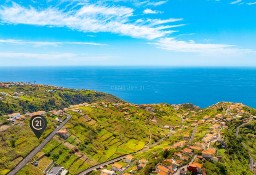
[0,84,121,116]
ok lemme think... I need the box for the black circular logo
[30,115,47,138]
[31,116,46,131]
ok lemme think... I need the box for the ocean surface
[0,67,256,108]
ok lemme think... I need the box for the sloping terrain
[0,84,255,175]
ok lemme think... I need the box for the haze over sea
[0,67,256,108]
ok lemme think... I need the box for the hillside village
[0,83,256,175]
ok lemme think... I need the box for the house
[203,134,215,143]
[101,169,115,175]
[187,162,203,173]
[112,163,123,172]
[156,165,172,175]
[163,159,179,170]
[8,113,21,120]
[138,159,148,169]
[47,167,68,175]
[202,148,216,159]
[132,166,138,171]
[174,152,183,158]
[139,159,148,164]
[182,148,193,155]
[171,141,187,149]
[51,110,63,116]
[125,155,133,163]
[174,152,189,161]
[57,129,69,140]
[189,146,203,152]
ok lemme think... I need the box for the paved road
[78,155,128,175]
[188,125,198,144]
[7,114,71,175]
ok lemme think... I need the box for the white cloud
[0,3,181,40]
[149,18,183,26]
[230,0,242,4]
[133,0,168,7]
[76,5,133,17]
[0,39,106,46]
[151,1,168,6]
[152,38,256,56]
[146,0,168,6]
[155,24,185,30]
[143,8,161,14]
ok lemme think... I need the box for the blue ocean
[0,67,256,108]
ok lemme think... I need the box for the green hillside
[0,83,121,116]
[0,84,255,175]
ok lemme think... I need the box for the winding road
[7,114,71,175]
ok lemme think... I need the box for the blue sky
[0,0,256,66]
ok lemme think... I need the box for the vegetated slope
[1,83,256,175]
[18,102,185,175]
[0,83,121,116]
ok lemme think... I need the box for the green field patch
[62,154,79,169]
[42,139,61,153]
[108,138,120,146]
[38,156,52,172]
[17,164,43,175]
[68,159,85,175]
[98,131,113,142]
[99,146,117,162]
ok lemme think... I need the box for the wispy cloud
[152,38,256,56]
[143,8,161,14]
[0,3,180,40]
[146,0,168,6]
[230,0,242,4]
[0,0,254,61]
[134,0,168,7]
[0,39,106,46]
[218,0,256,6]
